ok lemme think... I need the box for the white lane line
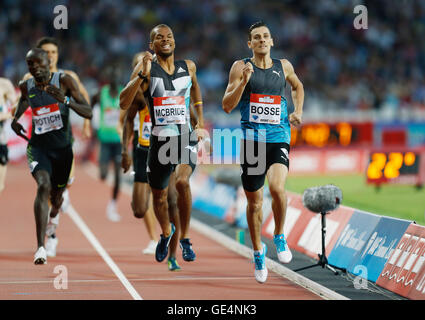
[67,204,143,300]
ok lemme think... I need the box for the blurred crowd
[1,0,425,123]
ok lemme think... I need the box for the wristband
[64,96,70,106]
[193,101,203,106]
[138,71,148,81]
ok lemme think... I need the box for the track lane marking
[67,204,143,300]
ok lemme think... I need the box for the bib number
[153,96,186,125]
[249,94,281,124]
[32,103,63,135]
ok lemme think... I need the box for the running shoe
[273,234,292,264]
[142,240,157,255]
[61,189,70,213]
[46,213,60,237]
[34,247,47,265]
[253,243,268,283]
[106,200,121,222]
[155,223,175,262]
[167,257,181,271]
[45,236,58,257]
[179,238,196,262]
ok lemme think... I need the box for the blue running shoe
[253,243,268,283]
[179,238,196,261]
[273,233,292,264]
[155,223,175,262]
[167,257,181,271]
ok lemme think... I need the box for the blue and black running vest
[238,58,290,143]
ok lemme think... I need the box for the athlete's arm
[121,101,140,173]
[11,81,30,141]
[64,70,92,138]
[46,73,92,119]
[187,60,204,129]
[222,60,253,114]
[119,52,151,110]
[281,59,304,127]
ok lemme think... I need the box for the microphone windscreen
[302,184,343,213]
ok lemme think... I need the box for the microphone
[302,184,343,213]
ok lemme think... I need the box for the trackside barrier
[191,170,425,300]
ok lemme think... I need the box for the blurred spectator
[1,0,424,123]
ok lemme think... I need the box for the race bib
[32,103,63,135]
[103,107,120,128]
[249,94,281,124]
[141,114,152,140]
[153,96,186,125]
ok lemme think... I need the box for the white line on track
[67,204,143,300]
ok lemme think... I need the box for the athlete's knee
[269,183,285,199]
[36,177,51,195]
[175,176,190,193]
[131,201,149,219]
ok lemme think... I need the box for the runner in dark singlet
[120,24,206,264]
[12,48,92,265]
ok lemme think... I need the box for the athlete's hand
[45,85,66,104]
[242,62,254,85]
[289,112,302,127]
[82,119,92,139]
[11,119,29,142]
[121,152,132,173]
[140,52,153,77]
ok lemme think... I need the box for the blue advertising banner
[192,178,237,219]
[328,210,381,271]
[347,216,411,282]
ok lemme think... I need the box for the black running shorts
[147,134,197,190]
[0,145,8,166]
[133,144,149,183]
[240,139,290,192]
[26,144,74,189]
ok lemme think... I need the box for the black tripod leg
[294,263,320,272]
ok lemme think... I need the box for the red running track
[0,163,321,300]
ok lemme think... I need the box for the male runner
[222,21,304,283]
[120,24,205,264]
[0,77,17,194]
[91,67,123,222]
[121,83,182,271]
[12,48,92,264]
[23,37,92,257]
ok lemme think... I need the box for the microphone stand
[294,211,345,275]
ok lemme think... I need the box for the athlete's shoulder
[63,69,80,81]
[22,72,33,81]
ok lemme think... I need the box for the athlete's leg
[167,172,180,259]
[0,164,6,194]
[151,187,172,237]
[174,164,193,240]
[33,170,52,248]
[266,163,289,235]
[244,187,264,251]
[132,182,157,240]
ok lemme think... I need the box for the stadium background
[1,0,425,300]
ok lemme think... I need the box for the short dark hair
[26,48,49,61]
[35,37,59,49]
[248,21,269,40]
[150,24,172,42]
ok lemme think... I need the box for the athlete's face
[40,43,59,71]
[150,27,175,58]
[26,52,50,83]
[248,26,274,55]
